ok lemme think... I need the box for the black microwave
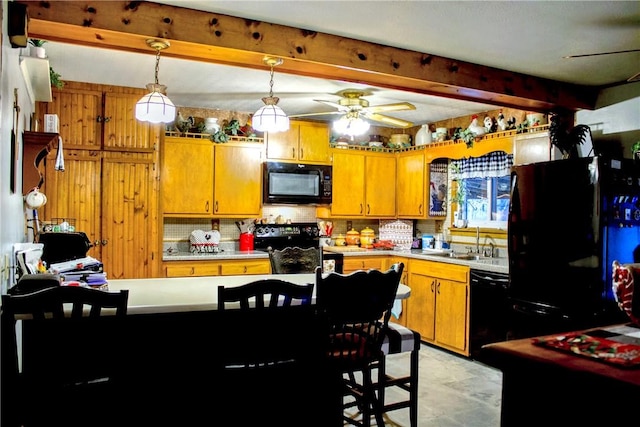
[263,161,332,205]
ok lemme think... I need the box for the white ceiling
[41,0,640,127]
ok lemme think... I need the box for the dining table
[4,273,412,427]
[106,273,411,314]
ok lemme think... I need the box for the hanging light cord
[267,63,275,97]
[154,48,161,85]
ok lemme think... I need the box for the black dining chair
[268,246,321,274]
[216,279,339,426]
[315,263,404,427]
[1,285,129,427]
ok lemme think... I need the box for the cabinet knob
[96,116,112,123]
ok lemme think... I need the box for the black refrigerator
[507,156,640,339]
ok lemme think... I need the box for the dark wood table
[480,324,640,426]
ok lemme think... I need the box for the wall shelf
[19,56,52,102]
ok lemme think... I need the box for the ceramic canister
[346,228,360,246]
[360,227,375,248]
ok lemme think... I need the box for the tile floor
[345,343,503,427]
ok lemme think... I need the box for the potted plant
[29,39,47,58]
[49,67,64,89]
[632,141,640,160]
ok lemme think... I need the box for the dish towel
[54,136,65,171]
[391,299,403,319]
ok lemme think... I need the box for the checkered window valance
[450,151,513,179]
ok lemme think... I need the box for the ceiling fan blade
[365,112,414,128]
[288,111,344,118]
[313,99,349,110]
[365,102,416,113]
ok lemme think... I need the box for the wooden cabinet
[513,130,560,165]
[213,143,263,217]
[162,138,263,218]
[406,259,470,356]
[331,150,396,218]
[266,120,330,163]
[165,261,221,278]
[385,256,410,326]
[396,150,427,218]
[36,81,154,152]
[162,137,214,216]
[163,259,270,277]
[219,259,271,275]
[35,81,161,279]
[342,255,384,274]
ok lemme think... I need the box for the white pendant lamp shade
[252,96,290,132]
[135,83,176,124]
[333,115,370,136]
[135,39,176,124]
[253,57,289,133]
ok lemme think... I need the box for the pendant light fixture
[333,110,370,136]
[252,57,289,133]
[135,39,176,124]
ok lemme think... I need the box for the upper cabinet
[266,120,330,164]
[162,136,263,218]
[331,149,396,218]
[213,142,263,217]
[397,150,427,218]
[35,81,155,152]
[162,136,215,216]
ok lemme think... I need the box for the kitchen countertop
[108,274,411,315]
[162,248,508,274]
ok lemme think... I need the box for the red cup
[239,232,254,251]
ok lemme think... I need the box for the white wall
[1,0,35,292]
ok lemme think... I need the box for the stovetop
[253,222,320,251]
[254,223,320,239]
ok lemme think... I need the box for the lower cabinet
[164,259,270,277]
[406,259,470,356]
[385,256,410,326]
[342,256,385,274]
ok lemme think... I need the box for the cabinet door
[101,154,158,279]
[213,144,263,216]
[331,150,365,216]
[342,256,384,274]
[164,262,220,277]
[39,87,103,149]
[365,154,396,217]
[397,151,426,218]
[220,260,271,275]
[435,279,469,353]
[406,269,436,341]
[103,92,154,152]
[266,123,299,160]
[297,121,330,163]
[41,151,102,260]
[162,137,214,216]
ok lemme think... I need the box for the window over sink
[451,151,512,229]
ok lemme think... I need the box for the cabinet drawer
[409,260,468,283]
[220,260,271,276]
[343,257,384,273]
[164,263,220,277]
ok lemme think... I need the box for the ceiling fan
[289,89,416,128]
[563,48,640,82]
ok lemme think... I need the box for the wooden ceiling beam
[18,0,597,112]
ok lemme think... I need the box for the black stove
[253,222,320,252]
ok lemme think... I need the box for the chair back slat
[218,279,314,311]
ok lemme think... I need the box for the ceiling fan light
[252,96,290,132]
[135,83,176,124]
[333,116,370,136]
